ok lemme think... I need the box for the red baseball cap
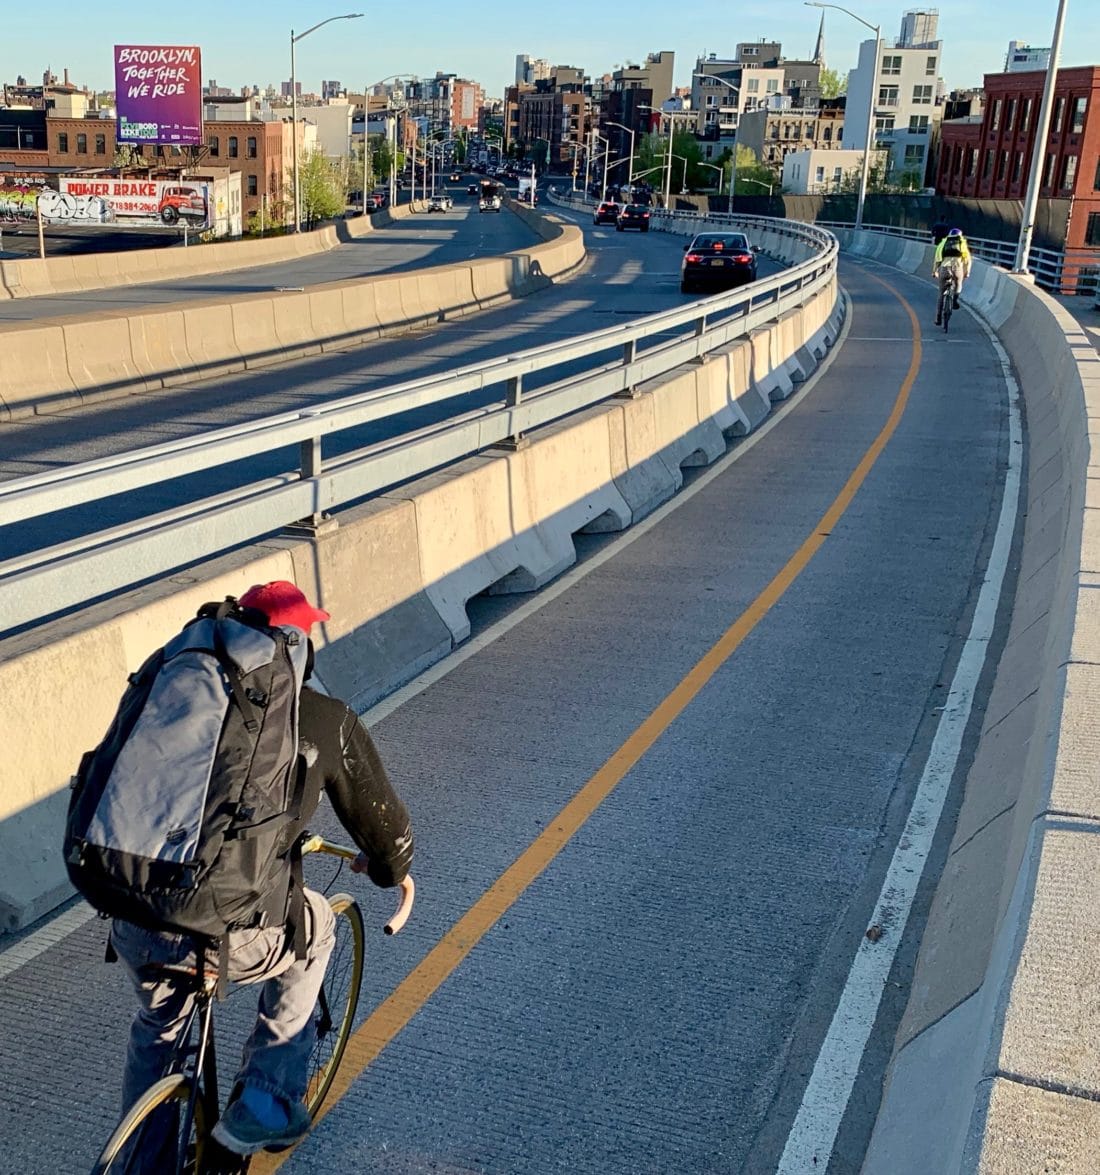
[239,581,330,632]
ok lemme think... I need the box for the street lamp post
[693,73,741,211]
[806,2,879,231]
[359,74,413,215]
[740,176,774,196]
[291,13,363,233]
[1013,0,1070,273]
[698,161,724,197]
[604,120,637,189]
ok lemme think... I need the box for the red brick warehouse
[937,65,1100,255]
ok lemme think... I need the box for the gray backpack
[64,599,309,962]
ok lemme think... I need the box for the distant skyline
[4,1,1100,102]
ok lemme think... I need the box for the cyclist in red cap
[108,581,414,1162]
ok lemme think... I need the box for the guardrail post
[495,373,530,450]
[691,314,709,364]
[616,339,641,399]
[285,432,338,535]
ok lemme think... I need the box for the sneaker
[211,1096,311,1156]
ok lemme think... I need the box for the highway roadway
[0,186,537,322]
[0,212,1016,1173]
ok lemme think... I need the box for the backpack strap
[210,617,262,735]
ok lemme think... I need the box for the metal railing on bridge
[0,216,838,636]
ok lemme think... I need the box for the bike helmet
[948,227,963,236]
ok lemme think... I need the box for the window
[706,94,717,107]
[1053,97,1065,133]
[912,85,933,105]
[1086,212,1100,247]
[1012,152,1024,183]
[208,135,219,157]
[742,46,758,56]
[766,79,779,93]
[58,131,69,152]
[1020,98,1032,133]
[1095,157,1100,191]
[1043,152,1056,187]
[247,174,258,196]
[904,144,924,164]
[997,150,1009,180]
[1061,154,1078,190]
[95,133,105,154]
[967,149,978,178]
[746,78,760,94]
[247,136,257,157]
[982,151,994,179]
[833,166,842,183]
[1071,97,1087,133]
[991,99,1002,131]
[228,135,238,157]
[878,85,899,107]
[874,115,895,135]
[882,54,902,76]
[824,125,832,141]
[1005,99,1016,130]
[815,165,825,183]
[76,133,87,154]
[908,115,929,134]
[926,55,937,76]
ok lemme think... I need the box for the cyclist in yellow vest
[932,228,971,324]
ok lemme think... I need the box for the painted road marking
[254,284,935,1171]
[775,275,1021,1173]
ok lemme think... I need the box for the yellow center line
[253,274,921,1172]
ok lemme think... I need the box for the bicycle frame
[174,985,219,1173]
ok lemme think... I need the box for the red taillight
[733,253,752,263]
[642,212,650,218]
[685,253,703,263]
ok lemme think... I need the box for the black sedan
[616,204,651,232]
[593,201,620,225]
[680,232,758,293]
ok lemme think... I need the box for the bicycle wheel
[91,1075,207,1175]
[943,282,954,332]
[304,894,364,1118]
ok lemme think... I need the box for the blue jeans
[109,887,335,1167]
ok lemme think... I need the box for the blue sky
[4,1,1098,100]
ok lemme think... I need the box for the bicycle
[936,268,960,333]
[90,836,415,1175]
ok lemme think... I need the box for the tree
[723,146,780,196]
[298,149,348,228]
[113,144,141,170]
[819,67,846,99]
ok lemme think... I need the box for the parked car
[616,204,651,232]
[158,185,206,224]
[427,193,453,211]
[680,232,759,293]
[593,201,619,225]
[368,191,388,209]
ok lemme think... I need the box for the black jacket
[298,687,413,888]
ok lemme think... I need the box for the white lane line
[2,294,853,974]
[361,293,853,728]
[776,305,1022,1174]
[0,900,95,979]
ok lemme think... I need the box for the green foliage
[298,149,348,227]
[819,68,846,99]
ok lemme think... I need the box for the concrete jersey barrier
[828,231,1100,1173]
[0,211,585,422]
[0,240,844,932]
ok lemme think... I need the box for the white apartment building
[782,147,884,193]
[845,12,943,182]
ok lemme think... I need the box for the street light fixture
[290,13,363,233]
[805,1,879,231]
[739,176,774,196]
[698,160,724,197]
[693,72,742,212]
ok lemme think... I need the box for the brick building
[936,66,1100,250]
[0,105,299,226]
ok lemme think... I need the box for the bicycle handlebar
[300,834,415,935]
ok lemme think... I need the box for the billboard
[114,45,202,146]
[52,177,211,230]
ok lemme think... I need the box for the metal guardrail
[0,216,839,636]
